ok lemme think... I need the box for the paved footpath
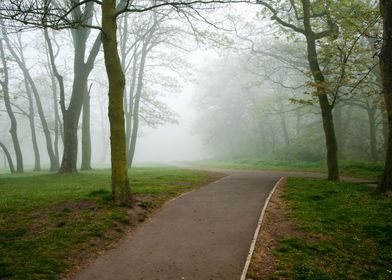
[74,171,282,280]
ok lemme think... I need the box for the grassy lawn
[0,167,221,280]
[271,178,392,279]
[193,159,384,181]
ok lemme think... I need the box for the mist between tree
[0,0,390,198]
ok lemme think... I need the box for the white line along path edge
[240,176,286,280]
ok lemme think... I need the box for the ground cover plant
[0,167,221,279]
[194,159,384,181]
[249,178,392,279]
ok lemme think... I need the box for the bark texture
[102,0,132,204]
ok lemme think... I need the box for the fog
[0,1,386,174]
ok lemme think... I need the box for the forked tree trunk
[102,0,132,204]
[379,0,392,192]
[44,7,100,174]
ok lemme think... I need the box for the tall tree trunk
[379,0,392,192]
[102,0,131,204]
[81,90,92,170]
[125,51,138,164]
[24,80,41,171]
[0,141,15,173]
[50,75,60,164]
[318,95,339,180]
[58,32,87,173]
[0,40,23,172]
[127,42,148,167]
[302,0,339,181]
[99,94,109,165]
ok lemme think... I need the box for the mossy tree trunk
[102,0,132,204]
[379,0,392,192]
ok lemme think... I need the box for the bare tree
[2,29,59,171]
[0,39,23,172]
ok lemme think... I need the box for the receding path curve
[73,170,281,280]
[73,168,373,280]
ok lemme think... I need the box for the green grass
[193,159,384,181]
[0,167,218,279]
[273,178,392,279]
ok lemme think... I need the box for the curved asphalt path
[73,168,372,280]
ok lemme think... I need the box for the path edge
[240,176,286,280]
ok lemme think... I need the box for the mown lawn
[0,167,220,280]
[193,159,384,181]
[273,178,392,279]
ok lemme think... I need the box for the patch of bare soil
[246,177,302,280]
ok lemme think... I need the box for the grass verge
[0,167,223,280]
[248,177,392,280]
[192,159,384,181]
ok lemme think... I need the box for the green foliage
[273,178,392,279]
[272,141,325,162]
[0,167,213,279]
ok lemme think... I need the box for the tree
[378,0,392,192]
[0,39,23,172]
[0,0,250,203]
[44,2,101,174]
[16,34,41,171]
[101,0,131,204]
[2,28,59,171]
